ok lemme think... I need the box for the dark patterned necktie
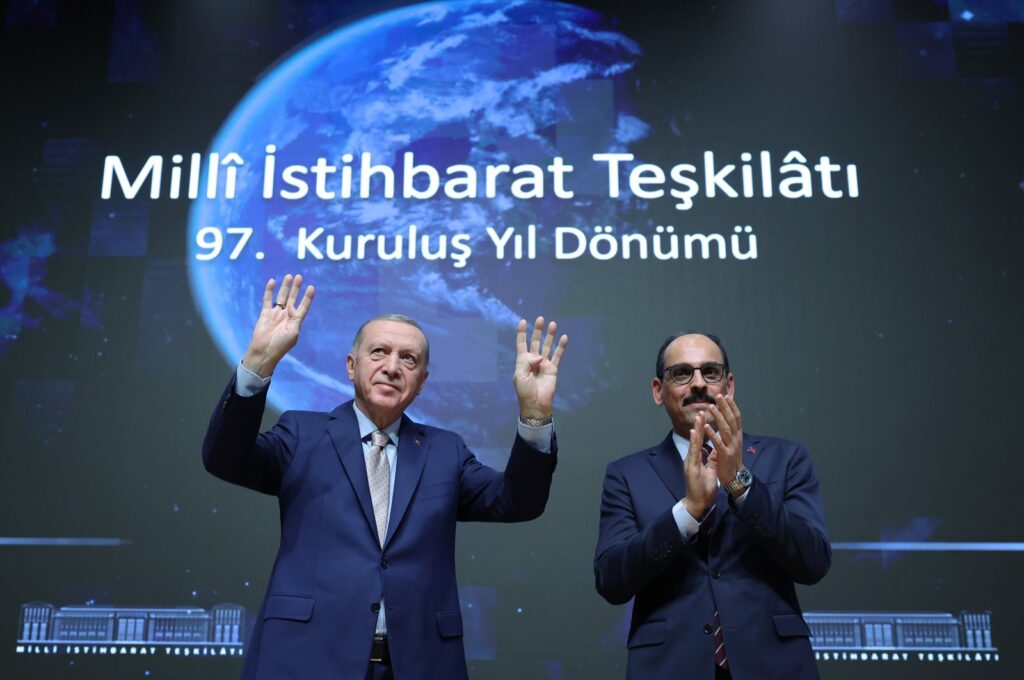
[366,430,391,546]
[702,441,728,669]
[713,609,729,669]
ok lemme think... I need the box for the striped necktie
[702,441,728,669]
[713,609,729,669]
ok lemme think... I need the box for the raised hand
[705,394,744,492]
[513,316,568,420]
[682,411,719,520]
[242,274,315,377]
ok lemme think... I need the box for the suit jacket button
[371,603,381,613]
[381,557,390,569]
[703,624,714,635]
[712,570,721,579]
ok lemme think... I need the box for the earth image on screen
[188,0,649,447]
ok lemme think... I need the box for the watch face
[737,467,753,486]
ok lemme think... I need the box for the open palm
[243,274,315,377]
[513,316,568,420]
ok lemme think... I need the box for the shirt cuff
[733,487,750,506]
[672,500,701,542]
[516,420,553,453]
[235,361,272,397]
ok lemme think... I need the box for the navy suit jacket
[203,377,557,679]
[594,432,830,679]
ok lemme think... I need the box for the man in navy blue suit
[203,274,568,680]
[594,332,830,679]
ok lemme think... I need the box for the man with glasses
[594,332,830,679]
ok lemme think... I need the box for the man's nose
[382,352,401,374]
[690,369,707,389]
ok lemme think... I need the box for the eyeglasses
[663,362,727,385]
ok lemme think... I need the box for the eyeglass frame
[661,362,728,386]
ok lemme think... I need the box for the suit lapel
[742,433,762,473]
[708,433,763,534]
[384,416,429,548]
[648,433,685,501]
[327,402,379,543]
[712,486,729,522]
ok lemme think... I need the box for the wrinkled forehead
[358,319,428,354]
[663,334,724,366]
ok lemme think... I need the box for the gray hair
[351,314,430,367]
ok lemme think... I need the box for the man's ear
[724,372,736,398]
[651,377,664,406]
[346,353,355,380]
[416,370,429,396]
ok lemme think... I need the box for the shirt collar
[671,430,713,460]
[352,403,402,446]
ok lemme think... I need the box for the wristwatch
[518,414,553,427]
[724,466,753,495]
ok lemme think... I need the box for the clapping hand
[706,394,744,494]
[682,411,718,520]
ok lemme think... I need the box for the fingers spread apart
[517,316,568,367]
[265,274,315,318]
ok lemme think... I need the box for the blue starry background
[1,0,1022,678]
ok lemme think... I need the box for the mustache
[683,390,715,406]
